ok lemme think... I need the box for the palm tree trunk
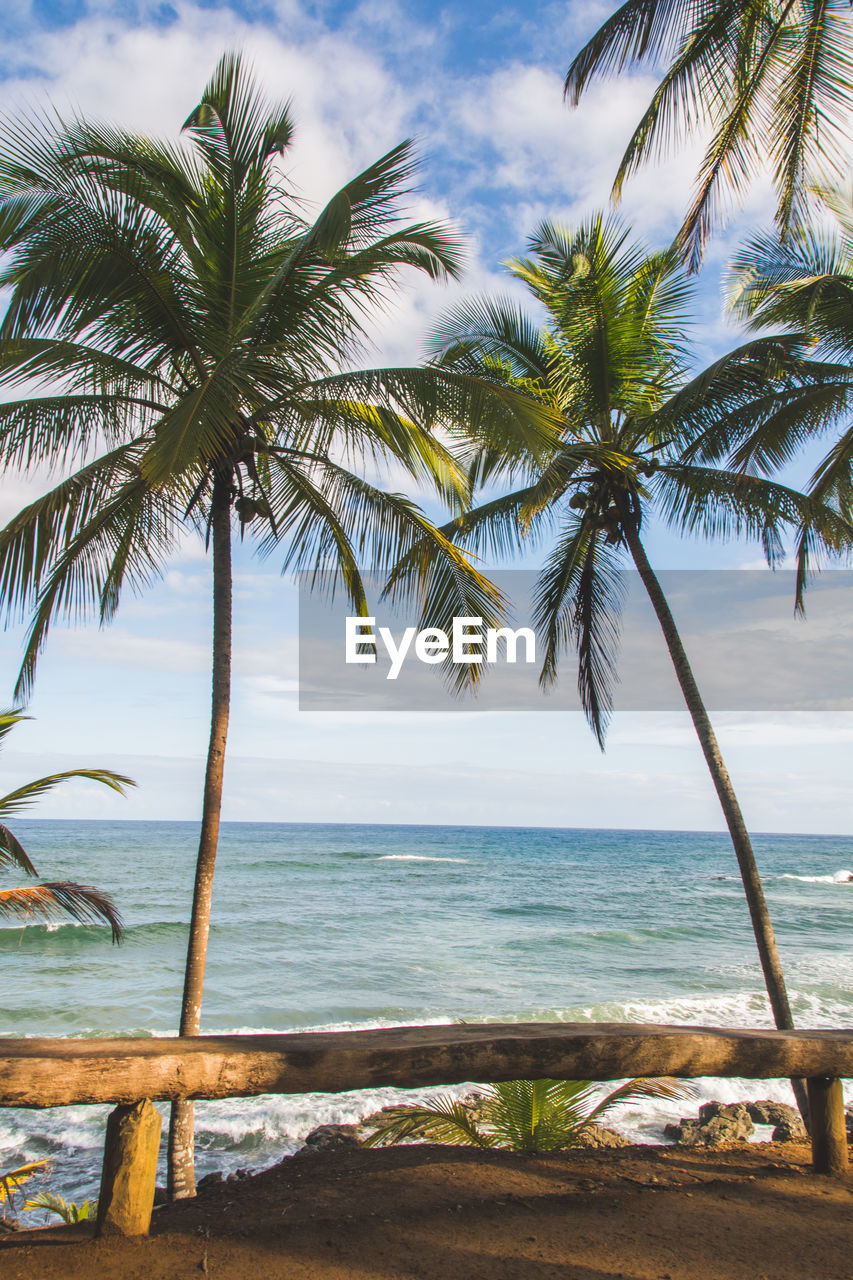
[168,471,233,1200]
[619,514,809,1126]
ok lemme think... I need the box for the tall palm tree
[564,0,853,269]
[0,709,129,938]
[725,185,853,592]
[0,54,556,1198]
[424,215,852,1121]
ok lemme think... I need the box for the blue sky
[0,0,850,835]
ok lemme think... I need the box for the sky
[0,0,850,835]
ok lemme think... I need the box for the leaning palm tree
[725,185,853,592]
[0,709,129,938]
[564,0,853,269]
[0,55,555,1198]
[423,215,852,1121]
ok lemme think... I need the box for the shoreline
[4,1141,850,1279]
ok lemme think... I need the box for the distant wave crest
[781,869,853,884]
[373,855,470,863]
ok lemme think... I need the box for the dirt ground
[2,1141,851,1280]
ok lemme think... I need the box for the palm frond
[25,1192,98,1223]
[567,0,853,264]
[676,12,782,271]
[771,0,853,232]
[363,1097,496,1148]
[586,1076,688,1121]
[0,881,123,941]
[610,0,748,199]
[428,295,552,384]
[656,461,853,557]
[0,768,135,818]
[0,1161,50,1212]
[564,0,703,103]
[0,823,37,876]
[533,515,626,746]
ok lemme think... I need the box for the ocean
[1,820,851,1214]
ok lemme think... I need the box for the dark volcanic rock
[301,1123,363,1153]
[746,1100,800,1128]
[666,1102,753,1147]
[197,1172,224,1192]
[772,1117,808,1143]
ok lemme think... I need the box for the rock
[698,1101,749,1126]
[96,1098,162,1238]
[0,1219,22,1232]
[301,1124,363,1152]
[772,1117,808,1143]
[664,1120,704,1146]
[458,1091,489,1123]
[359,1106,410,1131]
[153,1185,169,1205]
[573,1124,630,1150]
[747,1100,801,1128]
[666,1102,753,1147]
[225,1168,252,1181]
[197,1172,224,1192]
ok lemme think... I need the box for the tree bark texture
[2,1025,852,1106]
[620,515,809,1125]
[168,471,233,1200]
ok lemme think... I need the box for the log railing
[1,1023,849,1235]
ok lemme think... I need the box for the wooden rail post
[807,1077,849,1177]
[96,1099,162,1236]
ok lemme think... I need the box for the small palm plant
[0,709,131,938]
[363,1077,686,1152]
[26,1192,97,1224]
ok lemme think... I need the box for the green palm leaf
[363,1097,496,1149]
[566,0,853,264]
[0,768,134,819]
[0,709,131,934]
[364,1076,687,1153]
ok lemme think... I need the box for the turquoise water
[1,820,851,1209]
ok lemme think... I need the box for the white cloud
[0,0,848,832]
[609,712,853,750]
[58,626,210,672]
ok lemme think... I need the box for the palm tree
[0,709,129,938]
[725,186,853,592]
[423,214,852,1122]
[0,54,555,1199]
[564,0,853,270]
[364,1077,685,1152]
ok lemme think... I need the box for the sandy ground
[2,1141,852,1280]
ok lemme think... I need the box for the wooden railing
[2,1023,849,1236]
